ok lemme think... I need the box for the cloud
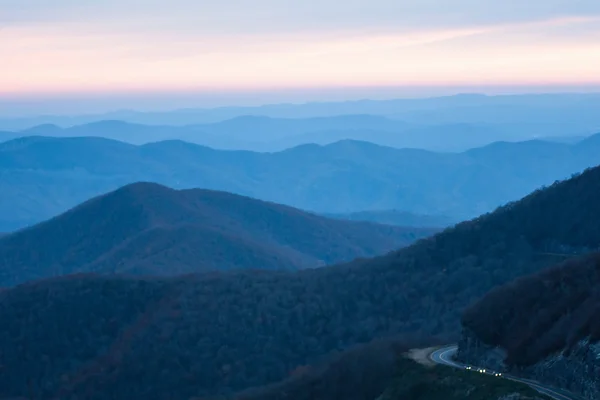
[1,1,599,95]
[2,0,600,34]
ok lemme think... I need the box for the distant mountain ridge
[2,106,598,153]
[0,115,538,153]
[0,182,433,287]
[2,133,600,231]
[2,93,600,129]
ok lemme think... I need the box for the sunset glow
[1,1,600,95]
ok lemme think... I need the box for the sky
[1,0,600,112]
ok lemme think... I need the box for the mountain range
[1,157,600,399]
[0,115,580,154]
[2,134,600,232]
[2,93,600,131]
[0,182,432,287]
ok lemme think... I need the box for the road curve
[429,345,582,400]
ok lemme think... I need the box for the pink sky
[1,4,600,96]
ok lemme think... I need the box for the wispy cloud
[1,1,599,95]
[3,0,600,33]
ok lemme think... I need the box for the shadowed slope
[0,182,433,287]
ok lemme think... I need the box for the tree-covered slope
[2,164,600,398]
[0,182,431,287]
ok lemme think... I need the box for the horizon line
[3,82,600,98]
[1,89,600,117]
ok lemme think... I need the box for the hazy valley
[2,93,600,400]
[2,144,600,398]
[2,130,600,233]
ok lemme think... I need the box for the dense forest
[2,165,600,398]
[0,182,433,287]
[0,273,443,400]
[202,336,442,400]
[461,252,600,366]
[209,338,546,400]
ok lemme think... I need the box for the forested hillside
[461,252,600,366]
[1,164,600,398]
[202,337,441,400]
[0,182,431,287]
[458,252,600,398]
[380,358,550,400]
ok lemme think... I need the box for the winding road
[429,345,583,400]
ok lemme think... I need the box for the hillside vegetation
[380,358,549,400]
[462,252,600,366]
[202,337,441,400]
[215,345,549,400]
[0,275,441,400]
[1,164,600,398]
[0,182,431,287]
